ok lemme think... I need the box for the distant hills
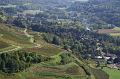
[68,0,120,28]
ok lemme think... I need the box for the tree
[52,36,61,45]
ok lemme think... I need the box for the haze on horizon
[75,0,88,1]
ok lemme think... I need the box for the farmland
[103,67,120,79]
[97,27,120,37]
[23,10,42,15]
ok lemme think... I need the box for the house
[95,56,103,59]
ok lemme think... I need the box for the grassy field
[22,45,63,56]
[0,4,16,8]
[113,27,120,31]
[110,33,120,37]
[97,27,120,37]
[0,24,31,45]
[23,10,42,15]
[103,67,120,79]
[0,41,9,49]
[110,27,120,37]
[91,68,109,79]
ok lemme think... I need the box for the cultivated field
[97,27,120,37]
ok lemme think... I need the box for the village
[94,46,120,69]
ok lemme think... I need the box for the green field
[0,24,30,44]
[22,45,63,56]
[113,27,120,31]
[0,4,16,8]
[110,27,120,37]
[91,68,109,79]
[23,10,42,15]
[103,67,120,79]
[110,33,120,37]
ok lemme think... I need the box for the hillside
[0,23,109,79]
[0,0,120,79]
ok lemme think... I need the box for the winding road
[23,28,42,48]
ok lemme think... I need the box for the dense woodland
[0,51,50,73]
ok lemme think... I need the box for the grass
[23,10,41,15]
[103,67,120,79]
[55,62,87,76]
[97,27,120,37]
[113,27,120,31]
[110,33,120,37]
[20,53,89,79]
[0,41,10,49]
[110,27,120,37]
[0,24,31,45]
[22,45,63,56]
[91,68,109,79]
[0,4,16,8]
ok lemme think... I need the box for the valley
[0,0,120,79]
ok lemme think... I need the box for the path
[23,28,42,48]
[0,45,21,53]
[0,28,42,54]
[24,28,34,43]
